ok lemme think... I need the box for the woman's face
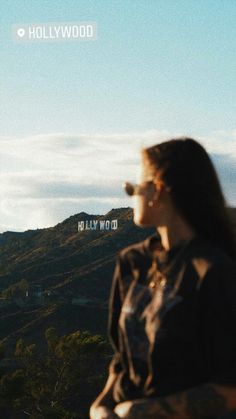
[132,162,161,227]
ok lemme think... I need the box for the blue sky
[0,0,236,232]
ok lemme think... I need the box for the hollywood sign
[78,219,118,231]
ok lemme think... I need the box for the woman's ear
[154,177,171,193]
[153,178,165,192]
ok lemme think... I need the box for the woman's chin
[134,213,152,227]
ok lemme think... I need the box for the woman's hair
[142,137,236,259]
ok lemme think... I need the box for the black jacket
[107,233,236,403]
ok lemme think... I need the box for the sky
[0,0,236,232]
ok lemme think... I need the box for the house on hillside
[25,284,44,305]
[71,296,94,306]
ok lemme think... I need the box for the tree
[0,328,111,418]
[1,279,28,299]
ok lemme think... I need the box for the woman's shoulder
[188,238,236,316]
[118,233,161,264]
[189,235,234,262]
[187,235,236,284]
[115,234,160,278]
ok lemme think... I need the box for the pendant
[149,275,167,290]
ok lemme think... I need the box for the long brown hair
[142,137,236,259]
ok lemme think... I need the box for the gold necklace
[148,264,167,290]
[147,238,194,290]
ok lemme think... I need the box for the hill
[0,207,155,354]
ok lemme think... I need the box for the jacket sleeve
[107,254,124,374]
[201,259,236,386]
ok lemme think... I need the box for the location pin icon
[17,28,25,38]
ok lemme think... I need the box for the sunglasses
[122,180,155,196]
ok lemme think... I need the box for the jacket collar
[143,233,201,264]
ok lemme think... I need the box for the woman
[90,137,236,419]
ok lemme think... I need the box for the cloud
[0,174,124,199]
[197,131,236,159]
[1,129,235,232]
[0,197,125,233]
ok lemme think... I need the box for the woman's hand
[90,405,120,419]
[114,401,134,418]
[114,399,159,419]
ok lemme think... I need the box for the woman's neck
[157,218,197,252]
